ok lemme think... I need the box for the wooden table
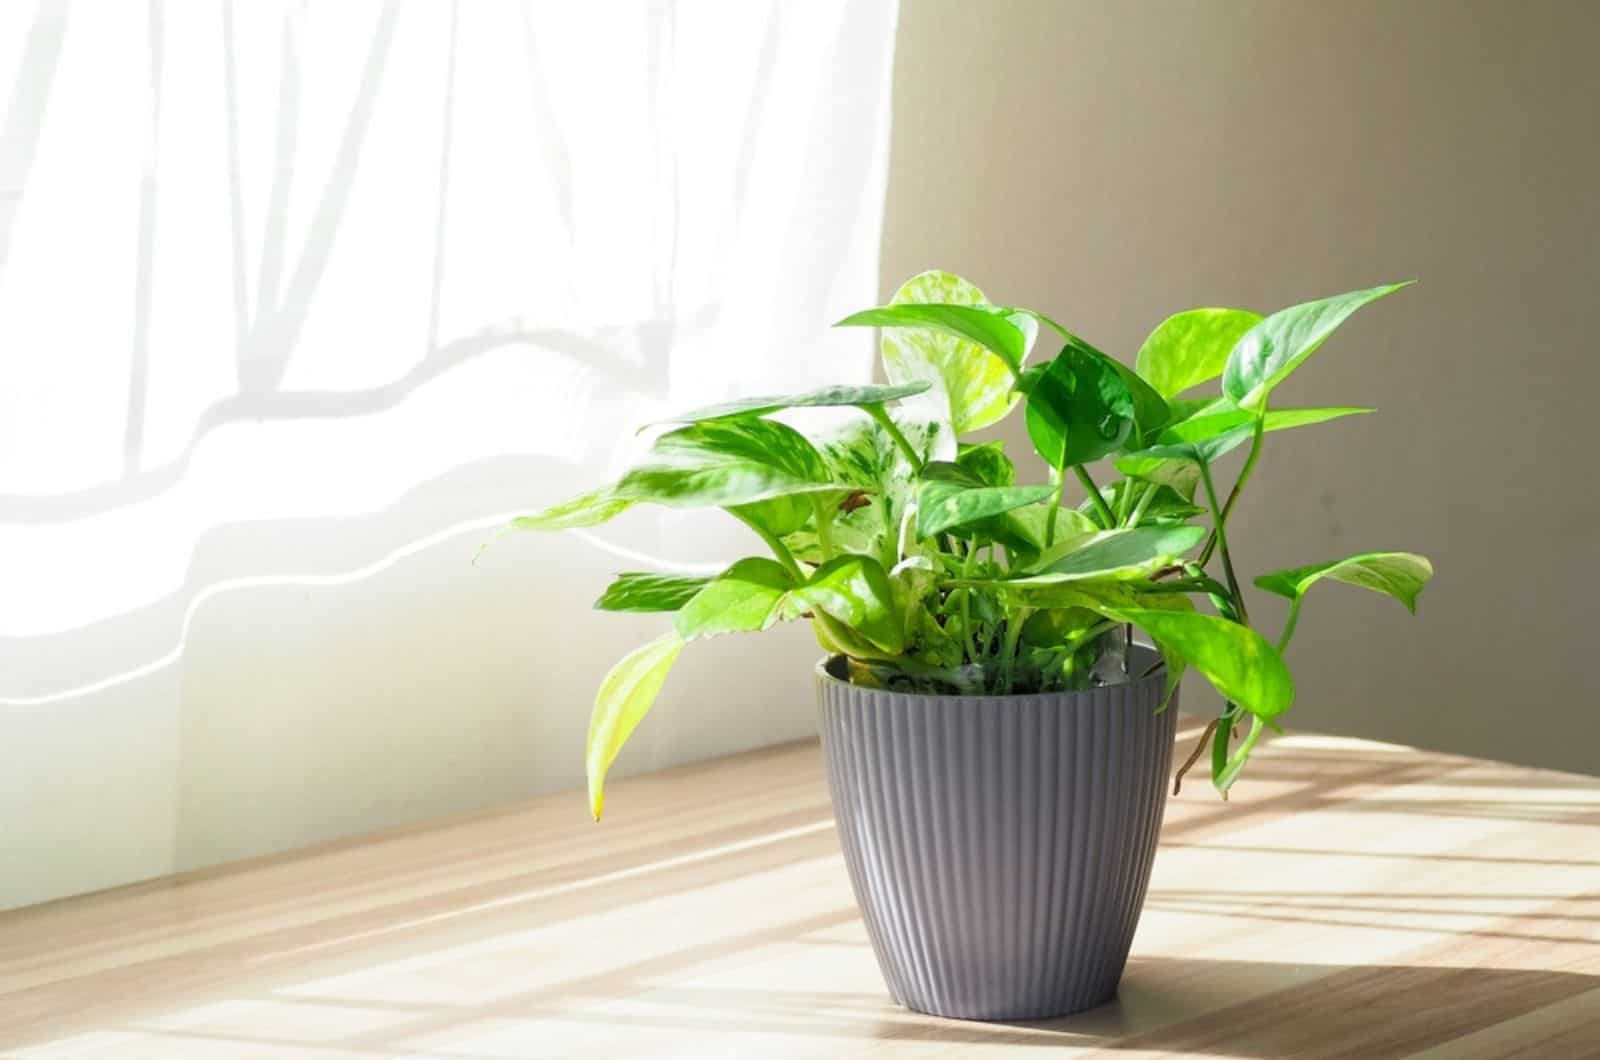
[3,718,1599,1058]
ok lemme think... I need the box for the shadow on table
[95,957,1600,1059]
[586,956,1599,1056]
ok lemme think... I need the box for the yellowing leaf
[1136,307,1262,398]
[587,633,683,820]
[873,270,1024,433]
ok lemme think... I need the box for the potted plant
[511,270,1434,1021]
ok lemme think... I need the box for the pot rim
[815,642,1170,704]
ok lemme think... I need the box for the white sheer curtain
[0,0,897,908]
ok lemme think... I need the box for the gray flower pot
[816,646,1177,1022]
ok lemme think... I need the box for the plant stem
[1126,481,1156,527]
[879,493,898,571]
[960,547,978,664]
[1044,464,1065,547]
[729,507,802,580]
[810,495,835,561]
[864,404,923,472]
[1173,717,1220,796]
[1276,596,1303,653]
[1198,415,1265,566]
[1074,465,1117,527]
[1199,460,1249,626]
[1211,701,1240,792]
[1225,415,1267,523]
[1215,715,1266,793]
[995,606,1033,694]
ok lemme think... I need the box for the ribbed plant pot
[816,646,1177,1022]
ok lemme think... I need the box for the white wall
[884,0,1600,775]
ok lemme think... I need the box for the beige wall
[884,0,1600,774]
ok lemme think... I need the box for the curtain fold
[0,0,897,672]
[0,0,898,908]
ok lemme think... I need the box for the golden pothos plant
[515,271,1434,818]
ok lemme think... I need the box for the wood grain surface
[2,718,1597,1058]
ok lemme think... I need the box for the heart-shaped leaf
[985,502,1099,558]
[1256,551,1434,613]
[1024,342,1137,468]
[1223,282,1412,410]
[1136,307,1262,398]
[674,558,797,639]
[914,462,1057,538]
[955,440,1016,486]
[615,418,839,509]
[785,554,904,654]
[1113,609,1295,720]
[840,302,1035,380]
[587,632,683,820]
[594,572,710,612]
[646,381,931,428]
[729,495,816,537]
[1024,318,1171,440]
[838,271,1033,433]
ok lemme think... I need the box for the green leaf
[594,572,710,612]
[814,419,895,491]
[993,584,1194,706]
[839,303,1035,380]
[730,495,815,537]
[914,462,1057,539]
[646,382,931,427]
[989,502,1099,557]
[1114,406,1374,496]
[786,554,905,654]
[1261,406,1376,432]
[1024,319,1171,440]
[1113,609,1295,720]
[1001,579,1198,616]
[1009,524,1207,584]
[1081,480,1204,523]
[512,485,633,531]
[842,270,1032,432]
[615,418,838,509]
[802,413,954,566]
[674,558,796,639]
[815,413,952,490]
[1136,308,1262,398]
[955,440,1015,486]
[1019,606,1106,648]
[1111,453,1203,501]
[1255,551,1434,613]
[1024,342,1136,468]
[1223,282,1413,410]
[587,632,683,820]
[1162,395,1223,425]
[1175,406,1375,449]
